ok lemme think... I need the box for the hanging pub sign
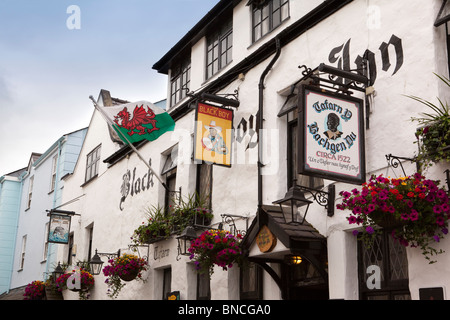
[48,213,72,244]
[194,102,233,167]
[298,85,366,185]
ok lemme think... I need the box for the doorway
[282,257,329,300]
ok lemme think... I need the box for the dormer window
[252,0,289,42]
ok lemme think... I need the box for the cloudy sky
[0,0,219,175]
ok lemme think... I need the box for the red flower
[390,189,399,195]
[407,192,415,198]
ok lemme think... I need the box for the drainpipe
[258,37,281,213]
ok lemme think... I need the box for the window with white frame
[20,235,27,269]
[50,154,58,192]
[43,223,49,261]
[85,144,101,182]
[252,0,289,42]
[27,176,34,209]
[206,17,233,79]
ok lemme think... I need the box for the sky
[0,0,219,175]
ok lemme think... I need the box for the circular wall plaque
[256,225,277,253]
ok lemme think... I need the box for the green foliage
[131,193,213,246]
[409,74,450,168]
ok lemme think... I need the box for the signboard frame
[194,102,234,167]
[48,213,72,244]
[298,85,366,185]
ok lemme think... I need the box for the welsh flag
[98,100,175,144]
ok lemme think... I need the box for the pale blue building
[0,128,87,297]
[0,167,28,295]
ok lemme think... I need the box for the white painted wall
[58,0,450,300]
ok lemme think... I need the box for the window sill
[80,174,98,188]
[247,16,291,50]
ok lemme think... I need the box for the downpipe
[258,37,281,213]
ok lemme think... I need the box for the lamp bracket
[220,214,249,237]
[95,249,121,260]
[297,184,335,217]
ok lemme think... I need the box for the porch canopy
[241,205,328,293]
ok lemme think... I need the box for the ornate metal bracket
[385,154,419,177]
[128,244,150,262]
[220,214,249,237]
[93,249,121,260]
[183,88,240,108]
[298,184,335,217]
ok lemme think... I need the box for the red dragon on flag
[114,105,160,136]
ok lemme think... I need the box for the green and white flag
[98,100,175,144]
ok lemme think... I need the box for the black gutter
[258,37,281,212]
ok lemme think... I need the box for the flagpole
[89,95,169,191]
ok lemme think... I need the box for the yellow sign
[256,225,277,253]
[194,103,233,166]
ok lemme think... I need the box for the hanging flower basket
[55,269,94,300]
[119,269,140,282]
[131,205,171,246]
[23,280,46,300]
[188,229,244,277]
[102,253,148,299]
[337,173,450,263]
[368,210,407,229]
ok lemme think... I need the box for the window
[170,58,191,108]
[358,230,410,300]
[27,176,34,209]
[50,154,58,192]
[163,268,172,299]
[197,273,211,300]
[447,21,450,74]
[287,110,323,189]
[162,145,179,214]
[85,144,101,182]
[43,223,49,261]
[87,226,93,264]
[240,262,263,299]
[67,234,74,266]
[206,18,233,79]
[252,0,289,42]
[196,162,212,209]
[20,235,27,269]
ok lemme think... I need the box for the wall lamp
[89,249,121,275]
[176,226,198,260]
[273,180,335,225]
[284,255,303,265]
[52,262,65,280]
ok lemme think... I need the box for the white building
[4,128,87,296]
[57,0,450,300]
